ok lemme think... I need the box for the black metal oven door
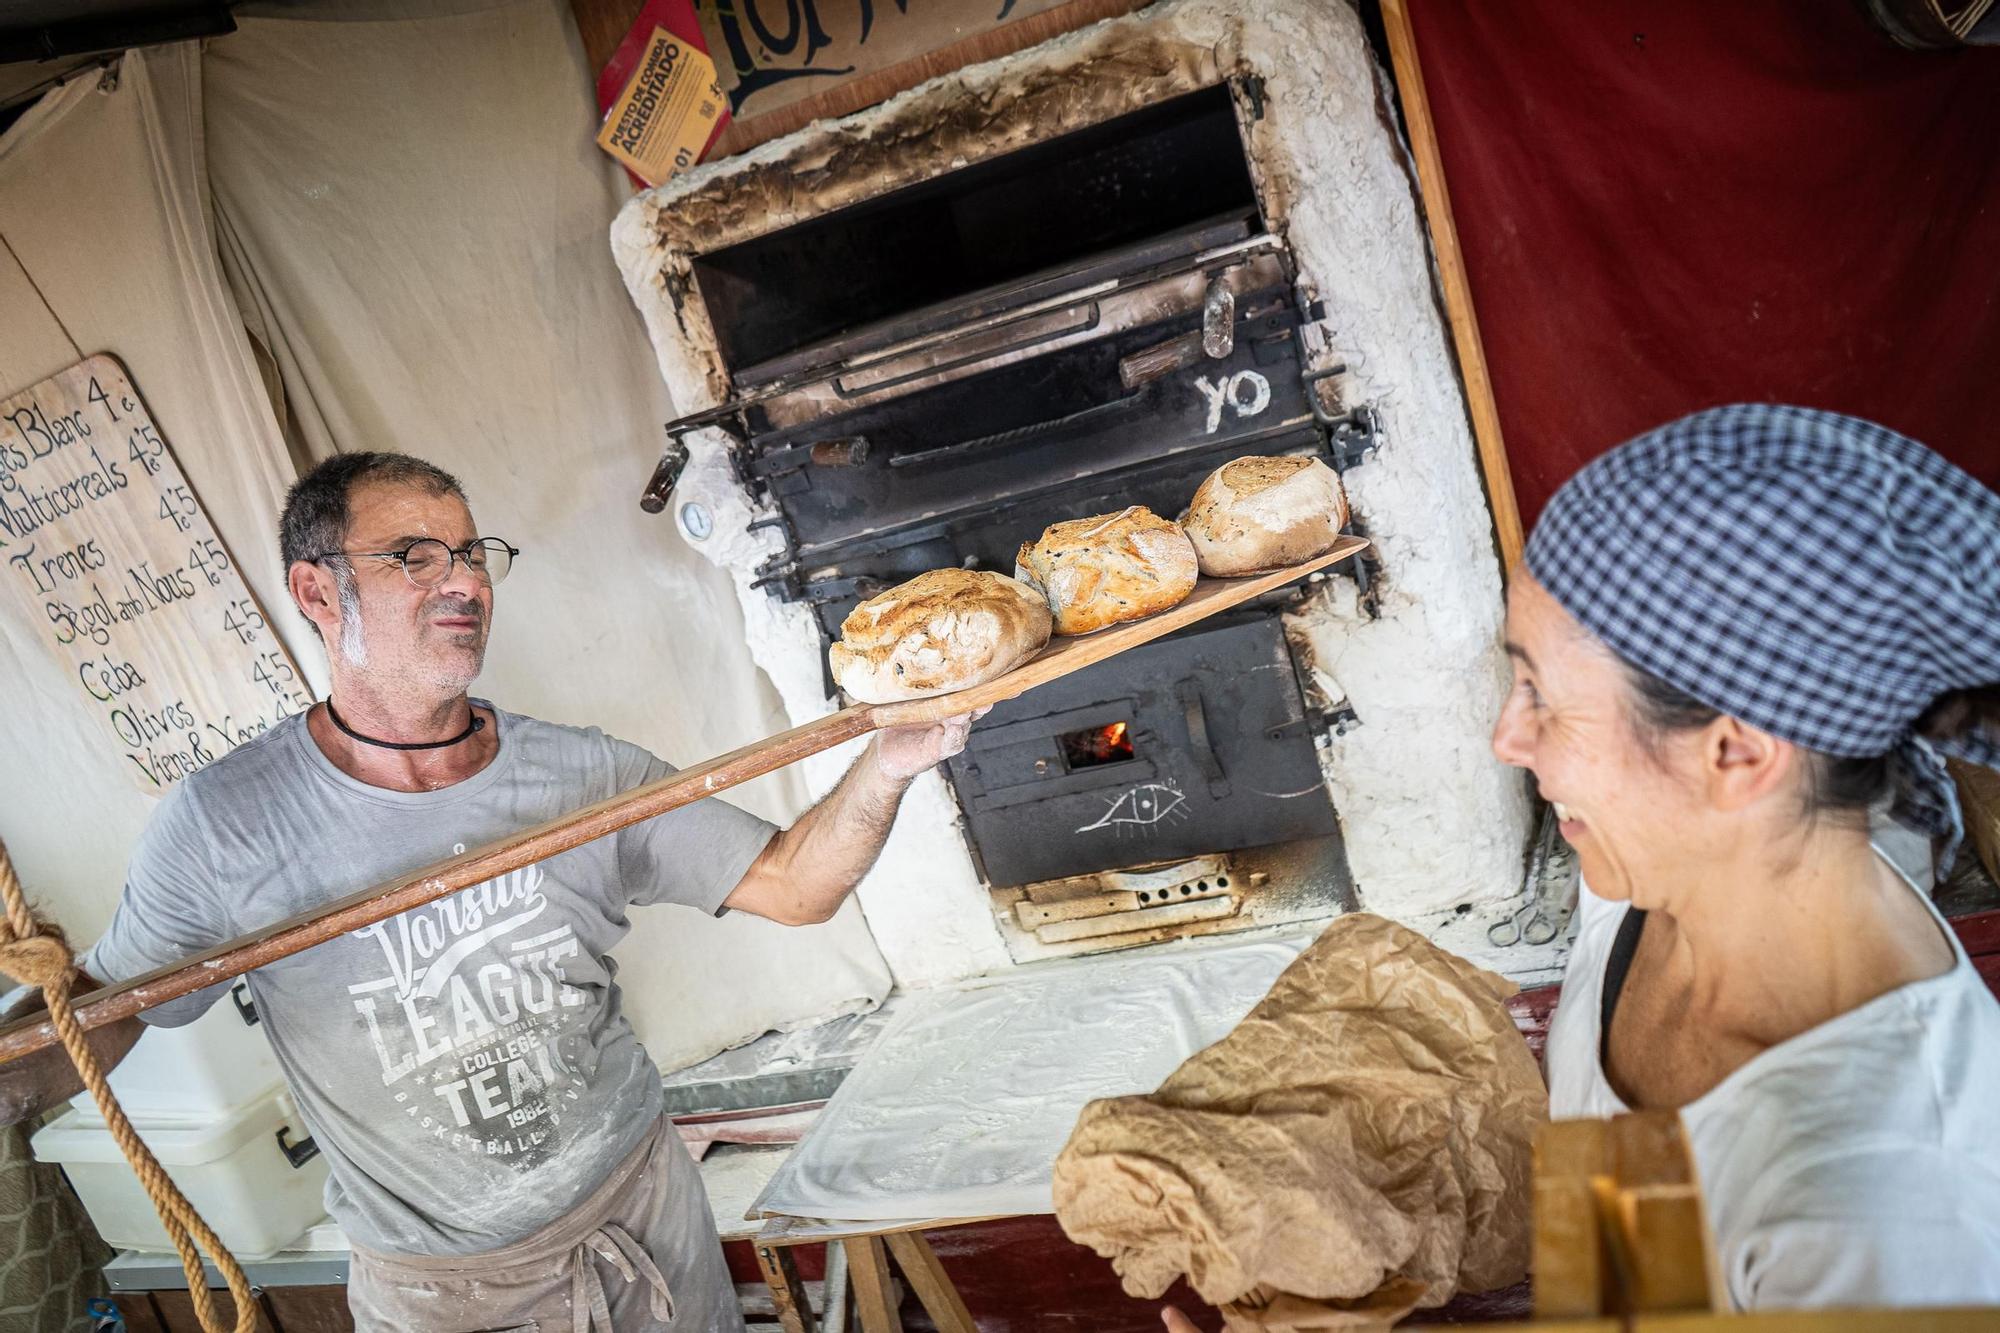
[943,613,1337,889]
[747,282,1312,559]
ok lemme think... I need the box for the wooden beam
[1379,0,1528,576]
[845,1236,904,1333]
[0,705,872,1063]
[567,0,646,82]
[754,1241,820,1333]
[707,0,1152,160]
[884,1231,978,1333]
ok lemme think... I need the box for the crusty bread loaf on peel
[829,568,1053,704]
[1014,506,1199,635]
[1181,455,1349,576]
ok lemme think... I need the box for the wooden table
[751,1213,998,1333]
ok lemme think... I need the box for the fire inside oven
[1059,720,1135,770]
[668,82,1368,948]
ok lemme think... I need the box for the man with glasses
[9,452,978,1331]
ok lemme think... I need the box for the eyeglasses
[311,538,519,588]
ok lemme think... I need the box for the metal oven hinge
[746,513,804,600]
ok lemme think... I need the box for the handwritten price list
[0,355,313,795]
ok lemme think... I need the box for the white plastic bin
[77,980,283,1120]
[33,1083,328,1259]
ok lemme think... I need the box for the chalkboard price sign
[0,354,314,795]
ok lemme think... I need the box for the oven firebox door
[944,615,1337,889]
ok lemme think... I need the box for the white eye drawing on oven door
[1075,781,1189,835]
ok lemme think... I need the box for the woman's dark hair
[1622,665,1891,829]
[1625,667,2000,828]
[1916,684,2000,748]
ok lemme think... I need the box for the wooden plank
[871,539,1368,726]
[1639,1315,2000,1333]
[0,543,1361,1061]
[1532,1175,1606,1320]
[0,704,874,1062]
[109,1294,170,1333]
[149,1289,279,1333]
[1378,0,1527,575]
[1607,1113,1723,1314]
[706,0,1153,161]
[1032,894,1235,943]
[755,1241,819,1333]
[883,1231,977,1333]
[260,1285,355,1333]
[757,1214,995,1247]
[1014,889,1143,927]
[568,0,646,82]
[845,1236,903,1333]
[1621,1189,1720,1314]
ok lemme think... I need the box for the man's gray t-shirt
[88,703,777,1256]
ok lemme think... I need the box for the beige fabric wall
[0,45,313,941]
[200,0,892,1071]
[0,6,891,1075]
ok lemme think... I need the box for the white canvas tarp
[0,44,306,940]
[0,3,891,1072]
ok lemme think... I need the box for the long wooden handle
[0,540,1367,1064]
[0,707,876,1064]
[1379,0,1525,574]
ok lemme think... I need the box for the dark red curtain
[1404,1,2000,528]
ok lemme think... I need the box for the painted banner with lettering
[0,355,313,796]
[694,0,1071,121]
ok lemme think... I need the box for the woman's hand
[1161,1308,1203,1332]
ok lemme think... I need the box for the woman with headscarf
[1492,403,2000,1307]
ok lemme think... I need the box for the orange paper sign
[596,28,724,186]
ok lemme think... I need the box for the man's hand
[871,707,989,784]
[723,707,990,925]
[1161,1309,1204,1332]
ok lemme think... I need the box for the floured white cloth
[752,934,1313,1222]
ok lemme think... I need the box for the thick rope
[0,840,257,1333]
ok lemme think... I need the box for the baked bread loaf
[1015,506,1198,635]
[829,568,1052,704]
[1182,455,1349,576]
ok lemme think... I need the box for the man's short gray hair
[279,453,467,639]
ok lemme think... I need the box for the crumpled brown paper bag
[1052,914,1547,1329]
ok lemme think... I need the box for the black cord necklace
[325,699,485,751]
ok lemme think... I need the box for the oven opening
[692,83,1259,376]
[1058,720,1136,770]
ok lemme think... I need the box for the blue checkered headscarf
[1526,404,2000,864]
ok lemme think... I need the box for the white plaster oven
[613,0,1534,991]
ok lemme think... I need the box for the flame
[1083,721,1134,764]
[1058,719,1136,768]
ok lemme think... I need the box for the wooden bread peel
[0,538,1366,1065]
